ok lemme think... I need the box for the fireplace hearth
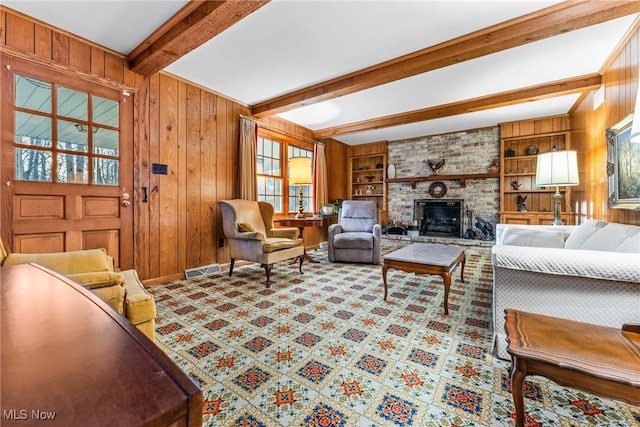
[414,199,463,237]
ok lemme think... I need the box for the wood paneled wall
[570,25,639,226]
[134,73,251,282]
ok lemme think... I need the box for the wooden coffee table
[382,243,465,315]
[504,309,640,427]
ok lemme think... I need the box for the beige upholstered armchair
[219,199,305,286]
[328,200,382,264]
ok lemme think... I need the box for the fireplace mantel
[387,172,499,189]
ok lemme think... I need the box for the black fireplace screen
[414,199,463,237]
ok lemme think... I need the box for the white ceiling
[4,0,638,145]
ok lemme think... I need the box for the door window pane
[15,75,51,113]
[57,119,88,152]
[15,112,52,147]
[57,153,88,184]
[57,86,87,120]
[93,96,118,127]
[93,158,119,185]
[15,148,51,182]
[94,128,119,156]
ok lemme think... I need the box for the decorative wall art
[607,114,640,210]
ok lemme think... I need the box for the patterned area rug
[150,247,639,427]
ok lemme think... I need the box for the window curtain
[239,117,257,200]
[314,143,328,209]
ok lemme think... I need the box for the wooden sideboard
[1,263,202,427]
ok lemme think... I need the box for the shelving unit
[499,115,574,225]
[349,153,387,212]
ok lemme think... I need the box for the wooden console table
[504,309,640,427]
[277,216,325,263]
[1,263,202,427]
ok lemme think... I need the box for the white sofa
[491,220,640,360]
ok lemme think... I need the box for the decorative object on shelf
[365,175,375,182]
[319,204,335,216]
[505,147,516,157]
[464,208,476,240]
[375,162,384,169]
[517,195,528,211]
[428,181,447,198]
[535,149,579,225]
[289,156,313,218]
[526,145,539,155]
[488,156,500,173]
[387,163,396,179]
[355,176,361,183]
[427,158,446,175]
[474,217,494,241]
[365,185,375,195]
[510,180,521,190]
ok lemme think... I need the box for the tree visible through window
[13,74,120,185]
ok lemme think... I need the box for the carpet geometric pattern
[150,247,639,427]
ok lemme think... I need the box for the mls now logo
[3,409,56,420]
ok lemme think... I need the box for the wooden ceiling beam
[313,74,602,139]
[128,0,269,76]
[252,0,639,118]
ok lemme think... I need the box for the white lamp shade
[289,156,313,185]
[535,150,579,187]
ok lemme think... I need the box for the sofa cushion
[564,220,607,249]
[3,248,113,274]
[580,222,640,253]
[340,202,376,232]
[66,271,125,290]
[501,227,565,248]
[262,237,303,253]
[333,232,374,250]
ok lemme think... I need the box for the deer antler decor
[427,158,445,175]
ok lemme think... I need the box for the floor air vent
[185,264,221,279]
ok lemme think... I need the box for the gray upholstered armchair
[219,199,304,287]
[328,200,382,264]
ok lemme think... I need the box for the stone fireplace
[386,127,501,235]
[414,199,463,237]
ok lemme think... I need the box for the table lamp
[535,149,579,225]
[289,156,313,218]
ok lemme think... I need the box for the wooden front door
[0,55,133,269]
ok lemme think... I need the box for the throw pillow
[580,223,640,252]
[501,227,565,248]
[237,223,254,232]
[564,220,607,249]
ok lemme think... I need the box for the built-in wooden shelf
[387,172,499,189]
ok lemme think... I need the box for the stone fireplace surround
[385,127,500,250]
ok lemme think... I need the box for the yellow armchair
[219,199,305,287]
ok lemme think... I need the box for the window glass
[93,128,119,156]
[57,86,87,120]
[93,96,119,127]
[14,112,52,147]
[57,119,88,152]
[288,147,313,214]
[15,148,51,182]
[15,75,51,113]
[57,153,88,184]
[93,158,119,185]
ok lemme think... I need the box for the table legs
[510,358,527,427]
[383,252,465,316]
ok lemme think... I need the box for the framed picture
[607,114,640,210]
